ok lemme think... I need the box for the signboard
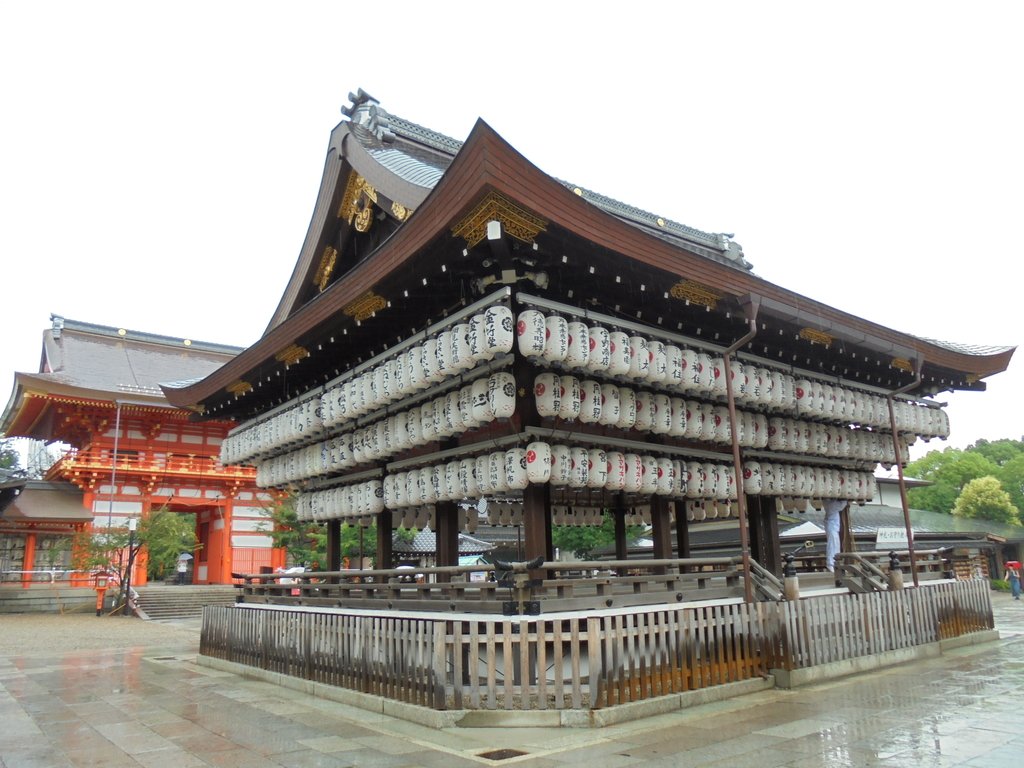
[875,527,910,550]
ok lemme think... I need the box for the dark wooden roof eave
[165,119,1015,411]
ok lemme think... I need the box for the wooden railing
[835,548,953,592]
[201,578,992,712]
[232,557,745,614]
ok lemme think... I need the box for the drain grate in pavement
[478,749,527,761]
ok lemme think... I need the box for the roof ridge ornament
[341,88,395,143]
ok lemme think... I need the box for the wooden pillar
[747,495,781,576]
[376,509,393,570]
[613,497,628,562]
[522,483,552,565]
[435,501,459,583]
[21,531,36,589]
[674,501,690,561]
[650,496,672,572]
[326,519,342,576]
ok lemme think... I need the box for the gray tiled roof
[391,529,494,555]
[344,95,751,270]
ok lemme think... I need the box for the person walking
[176,557,189,585]
[1006,564,1021,600]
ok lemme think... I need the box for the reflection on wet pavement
[2,591,1024,767]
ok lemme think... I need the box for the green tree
[998,454,1024,516]
[0,439,20,472]
[261,495,326,567]
[968,439,1024,468]
[141,508,199,581]
[952,476,1020,526]
[906,448,999,514]
[551,512,646,559]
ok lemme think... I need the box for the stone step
[134,586,237,621]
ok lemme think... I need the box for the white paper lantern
[664,345,684,389]
[534,372,562,417]
[450,323,473,371]
[623,453,643,493]
[543,315,569,362]
[421,339,441,385]
[484,305,514,355]
[475,455,490,494]
[709,356,728,399]
[683,400,703,440]
[525,442,552,484]
[685,461,704,498]
[617,387,637,429]
[605,451,627,491]
[587,326,611,372]
[489,453,509,493]
[579,379,603,423]
[559,375,582,421]
[569,447,589,488]
[550,444,572,486]
[712,405,731,444]
[458,385,478,430]
[468,314,489,362]
[639,455,659,495]
[627,335,650,379]
[648,341,668,383]
[516,309,546,357]
[635,391,655,431]
[598,384,621,426]
[487,372,516,419]
[742,461,762,494]
[587,449,608,488]
[669,397,687,437]
[655,458,674,496]
[504,448,527,490]
[652,393,672,435]
[565,321,590,369]
[608,331,631,376]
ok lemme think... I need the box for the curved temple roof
[163,89,1014,418]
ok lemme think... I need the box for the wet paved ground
[3,591,1024,768]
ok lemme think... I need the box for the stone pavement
[3,591,1024,768]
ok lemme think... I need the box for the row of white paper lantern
[517,310,948,435]
[534,372,907,464]
[222,306,516,466]
[253,373,517,487]
[319,305,516,429]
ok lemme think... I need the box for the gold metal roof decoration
[338,172,379,233]
[343,291,387,322]
[314,246,338,293]
[669,280,721,309]
[226,380,253,396]
[891,357,914,373]
[451,191,548,247]
[799,328,835,346]
[275,344,309,367]
[391,201,411,221]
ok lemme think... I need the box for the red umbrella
[1006,561,1021,569]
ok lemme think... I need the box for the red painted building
[1,316,281,587]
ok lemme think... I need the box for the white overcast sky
[1,2,1021,463]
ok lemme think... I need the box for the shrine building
[1,316,279,588]
[163,90,1013,719]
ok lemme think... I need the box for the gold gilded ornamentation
[354,201,374,233]
[338,172,379,232]
[799,328,835,346]
[891,357,914,373]
[343,291,387,321]
[391,201,410,221]
[226,380,253,396]
[669,280,721,309]
[275,344,309,366]
[314,246,338,292]
[451,192,547,247]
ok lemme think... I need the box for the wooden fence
[200,579,993,712]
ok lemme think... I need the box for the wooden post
[435,501,459,583]
[376,509,393,570]
[522,483,552,566]
[326,519,341,582]
[674,501,690,571]
[650,496,672,572]
[613,499,628,562]
[747,495,782,576]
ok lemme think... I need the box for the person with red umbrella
[1006,560,1021,600]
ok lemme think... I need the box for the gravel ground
[0,614,200,656]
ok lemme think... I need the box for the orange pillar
[21,532,36,589]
